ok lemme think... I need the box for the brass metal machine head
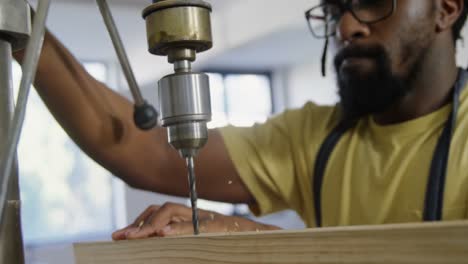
[143,0,213,63]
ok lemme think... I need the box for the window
[13,62,116,245]
[207,72,273,128]
[198,72,273,215]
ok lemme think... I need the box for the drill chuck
[159,70,211,157]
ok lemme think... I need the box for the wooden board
[74,220,468,264]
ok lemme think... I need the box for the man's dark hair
[453,0,468,43]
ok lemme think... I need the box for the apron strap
[423,69,468,221]
[313,120,355,227]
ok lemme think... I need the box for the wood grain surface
[74,220,468,264]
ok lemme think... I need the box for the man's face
[330,0,437,120]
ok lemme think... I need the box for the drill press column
[143,0,213,235]
[0,0,30,262]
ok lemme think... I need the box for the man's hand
[112,202,281,240]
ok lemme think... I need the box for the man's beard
[334,45,409,122]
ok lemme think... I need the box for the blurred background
[12,0,468,263]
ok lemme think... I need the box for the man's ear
[436,0,464,33]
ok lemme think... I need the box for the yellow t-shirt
[219,89,468,228]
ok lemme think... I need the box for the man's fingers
[126,202,192,239]
[112,205,161,241]
[160,219,222,237]
[112,227,139,241]
[158,222,194,237]
[114,205,280,240]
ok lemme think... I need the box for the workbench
[74,220,468,264]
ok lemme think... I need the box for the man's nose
[336,11,371,43]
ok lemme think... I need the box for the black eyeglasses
[305,0,397,38]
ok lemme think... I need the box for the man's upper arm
[196,130,255,204]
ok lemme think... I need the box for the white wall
[43,2,172,85]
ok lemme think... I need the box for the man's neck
[373,43,459,125]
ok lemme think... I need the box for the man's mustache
[334,44,387,69]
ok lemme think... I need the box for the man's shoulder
[260,102,342,143]
[218,102,340,143]
[277,102,340,129]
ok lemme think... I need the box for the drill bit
[185,156,200,235]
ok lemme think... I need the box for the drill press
[97,0,213,235]
[142,0,213,235]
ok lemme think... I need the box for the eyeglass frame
[305,0,398,39]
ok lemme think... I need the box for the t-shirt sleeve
[218,103,335,217]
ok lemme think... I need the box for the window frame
[202,69,276,116]
[196,69,275,215]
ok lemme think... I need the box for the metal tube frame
[0,0,51,238]
[96,0,145,106]
[0,37,25,264]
